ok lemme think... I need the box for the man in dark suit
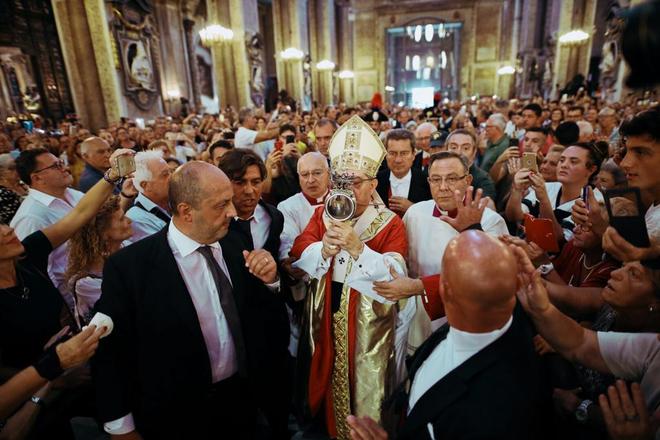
[347,231,552,440]
[376,129,431,217]
[92,161,289,440]
[217,148,290,438]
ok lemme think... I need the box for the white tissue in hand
[84,312,114,338]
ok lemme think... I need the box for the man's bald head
[297,151,328,173]
[169,160,230,213]
[441,230,517,332]
[80,136,112,171]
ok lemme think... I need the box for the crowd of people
[0,88,658,440]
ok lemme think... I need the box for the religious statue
[246,33,265,107]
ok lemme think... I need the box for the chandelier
[199,24,234,46]
[280,47,305,61]
[558,30,589,46]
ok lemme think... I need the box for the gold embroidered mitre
[328,115,386,178]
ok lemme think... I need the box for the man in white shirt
[92,161,286,439]
[374,152,508,318]
[234,107,280,160]
[12,148,84,308]
[125,150,172,242]
[348,231,551,440]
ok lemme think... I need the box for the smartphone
[22,120,34,133]
[522,152,538,172]
[275,139,283,152]
[285,134,295,144]
[116,155,136,177]
[582,186,590,210]
[604,188,651,248]
[69,124,77,137]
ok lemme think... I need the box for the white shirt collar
[28,187,72,207]
[448,315,513,353]
[168,219,220,258]
[389,169,412,186]
[236,202,267,223]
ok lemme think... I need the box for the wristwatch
[538,263,554,276]
[575,399,593,423]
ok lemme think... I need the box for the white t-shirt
[598,332,660,415]
[645,203,660,248]
[234,126,273,161]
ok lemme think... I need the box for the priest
[290,115,414,439]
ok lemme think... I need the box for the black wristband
[33,345,64,381]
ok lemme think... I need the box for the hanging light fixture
[497,65,516,75]
[426,55,435,67]
[338,70,355,79]
[316,59,336,70]
[199,24,234,46]
[412,55,420,71]
[424,24,434,42]
[385,85,395,92]
[280,47,305,61]
[438,23,447,39]
[439,51,447,69]
[558,30,590,46]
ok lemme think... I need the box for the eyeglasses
[299,169,326,179]
[33,160,66,174]
[387,150,413,159]
[428,174,468,187]
[349,177,375,189]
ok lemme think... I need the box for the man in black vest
[217,148,290,438]
[92,161,288,439]
[347,230,552,440]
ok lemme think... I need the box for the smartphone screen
[582,186,590,210]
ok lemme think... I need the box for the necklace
[569,254,599,286]
[0,269,30,300]
[582,254,600,270]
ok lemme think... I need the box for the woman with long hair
[0,153,28,224]
[66,195,132,327]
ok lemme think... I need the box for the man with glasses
[377,129,431,216]
[11,148,85,309]
[373,152,508,324]
[78,136,115,193]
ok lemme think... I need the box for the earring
[649,304,658,313]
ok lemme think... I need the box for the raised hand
[439,186,488,232]
[599,380,653,440]
[509,245,551,316]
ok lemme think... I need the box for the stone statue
[246,33,265,107]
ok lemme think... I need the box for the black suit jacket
[91,227,289,438]
[376,168,431,209]
[396,305,552,440]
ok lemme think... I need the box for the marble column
[309,0,336,106]
[552,0,598,92]
[52,0,121,130]
[183,17,202,111]
[271,0,308,108]
[206,0,258,109]
[335,0,354,105]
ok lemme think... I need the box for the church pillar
[272,0,307,109]
[336,0,355,105]
[52,0,121,130]
[309,0,337,106]
[183,17,202,111]
[206,0,258,109]
[552,0,598,93]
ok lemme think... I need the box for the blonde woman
[66,196,132,327]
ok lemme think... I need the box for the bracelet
[103,168,121,185]
[33,345,64,381]
[120,190,136,199]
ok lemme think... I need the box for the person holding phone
[234,107,280,161]
[506,143,605,241]
[263,124,303,204]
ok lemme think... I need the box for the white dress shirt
[241,203,271,250]
[408,316,513,412]
[126,192,169,242]
[10,187,84,309]
[389,170,412,198]
[104,221,237,435]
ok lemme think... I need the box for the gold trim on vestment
[331,261,353,440]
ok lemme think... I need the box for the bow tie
[432,205,457,219]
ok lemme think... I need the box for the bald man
[92,161,289,439]
[349,231,551,440]
[79,136,115,192]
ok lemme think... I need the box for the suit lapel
[150,229,209,357]
[400,322,514,437]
